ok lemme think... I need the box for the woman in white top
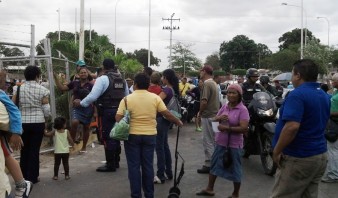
[12,65,50,184]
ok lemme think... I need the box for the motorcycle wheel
[259,132,277,176]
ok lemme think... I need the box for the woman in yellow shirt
[116,73,183,198]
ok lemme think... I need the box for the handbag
[110,97,130,141]
[165,88,182,120]
[223,130,233,168]
[325,118,338,143]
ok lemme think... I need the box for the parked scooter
[243,92,278,176]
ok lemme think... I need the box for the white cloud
[0,0,337,71]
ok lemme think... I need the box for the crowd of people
[0,58,337,198]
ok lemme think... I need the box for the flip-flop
[79,150,87,154]
[196,190,215,196]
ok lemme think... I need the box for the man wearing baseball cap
[197,65,220,174]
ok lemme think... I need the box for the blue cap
[76,60,86,67]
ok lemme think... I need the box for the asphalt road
[10,123,338,198]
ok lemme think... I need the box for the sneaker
[197,165,210,174]
[196,127,202,132]
[15,180,33,198]
[321,177,338,183]
[154,176,165,184]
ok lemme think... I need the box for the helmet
[246,68,259,78]
[259,75,270,84]
[75,60,86,67]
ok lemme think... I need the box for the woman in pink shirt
[197,84,249,198]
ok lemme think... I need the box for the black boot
[96,149,116,172]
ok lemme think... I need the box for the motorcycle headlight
[257,108,274,116]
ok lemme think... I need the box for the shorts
[0,135,13,157]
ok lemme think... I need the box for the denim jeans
[155,117,172,180]
[124,134,156,198]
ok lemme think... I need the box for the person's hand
[218,115,229,122]
[9,134,24,151]
[272,150,283,168]
[176,120,184,127]
[73,99,81,107]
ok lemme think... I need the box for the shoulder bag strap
[15,85,21,107]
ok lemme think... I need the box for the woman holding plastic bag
[196,84,249,198]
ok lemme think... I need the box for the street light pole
[281,1,306,59]
[162,13,180,68]
[115,0,121,56]
[57,8,60,41]
[317,17,330,47]
[148,0,151,67]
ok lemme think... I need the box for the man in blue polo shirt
[271,59,330,198]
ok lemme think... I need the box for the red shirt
[148,85,162,95]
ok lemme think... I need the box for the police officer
[259,76,279,97]
[73,58,129,172]
[241,68,265,106]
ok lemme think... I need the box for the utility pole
[30,25,35,65]
[89,8,92,41]
[147,0,151,67]
[79,0,85,60]
[162,13,180,68]
[75,8,77,44]
[57,8,60,41]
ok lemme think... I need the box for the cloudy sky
[0,0,337,71]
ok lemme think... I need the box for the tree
[168,42,202,73]
[205,52,220,70]
[263,45,299,72]
[304,39,332,74]
[126,48,160,67]
[119,59,143,78]
[0,44,26,66]
[278,28,319,50]
[219,35,261,71]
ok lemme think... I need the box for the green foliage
[119,59,143,78]
[205,52,221,70]
[127,48,161,67]
[278,28,319,50]
[0,44,26,66]
[219,35,264,71]
[230,69,247,76]
[304,39,332,74]
[213,70,226,76]
[264,46,299,72]
[168,42,202,72]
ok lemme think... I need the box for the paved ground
[9,123,338,198]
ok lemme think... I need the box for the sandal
[52,176,58,180]
[79,150,87,154]
[196,190,215,196]
[65,176,71,180]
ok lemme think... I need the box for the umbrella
[273,72,292,81]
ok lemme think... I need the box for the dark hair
[293,59,318,82]
[162,69,179,96]
[143,67,153,77]
[134,73,150,89]
[53,117,66,130]
[24,65,41,81]
[321,83,329,92]
[78,67,93,81]
[102,58,116,70]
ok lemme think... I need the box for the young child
[44,117,74,180]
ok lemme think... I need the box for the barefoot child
[44,117,74,180]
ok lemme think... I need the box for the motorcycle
[180,93,195,123]
[243,92,278,176]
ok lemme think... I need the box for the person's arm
[218,120,249,134]
[124,81,130,96]
[67,130,74,146]
[77,76,107,107]
[44,130,55,137]
[0,92,22,135]
[54,73,70,91]
[115,114,124,122]
[160,110,183,127]
[272,121,300,167]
